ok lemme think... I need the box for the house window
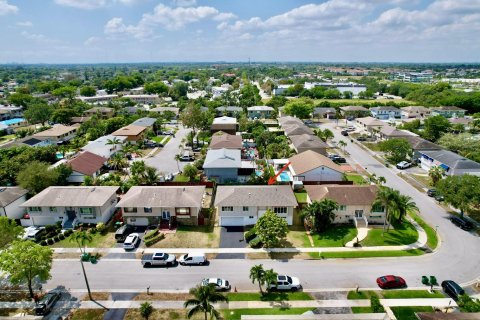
[249,216,254,219]
[338,205,347,211]
[222,206,233,212]
[144,207,152,213]
[29,207,41,212]
[243,206,249,211]
[124,207,138,213]
[80,208,94,214]
[273,207,287,214]
[372,204,384,212]
[176,208,190,216]
[49,207,57,213]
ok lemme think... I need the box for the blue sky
[0,0,479,63]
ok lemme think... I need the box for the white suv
[123,233,140,250]
[201,278,231,291]
[268,275,302,291]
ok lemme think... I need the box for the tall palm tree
[394,194,418,222]
[428,166,444,186]
[322,128,334,142]
[184,285,228,320]
[338,140,347,153]
[106,137,121,147]
[249,264,266,295]
[264,269,278,292]
[69,231,93,254]
[108,153,128,171]
[174,154,181,173]
[143,167,159,185]
[373,186,398,232]
[131,160,147,178]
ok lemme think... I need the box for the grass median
[223,308,315,320]
[227,292,313,301]
[316,249,424,259]
[409,212,439,250]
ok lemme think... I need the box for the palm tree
[184,285,228,320]
[108,153,128,171]
[249,264,266,295]
[140,301,154,320]
[373,186,398,232]
[131,160,147,178]
[143,167,159,185]
[106,137,121,147]
[428,166,444,186]
[174,154,181,173]
[264,269,278,292]
[301,199,338,233]
[322,128,334,142]
[338,140,347,152]
[394,194,418,222]
[69,231,93,254]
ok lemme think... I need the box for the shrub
[47,238,55,245]
[58,234,65,241]
[55,221,62,230]
[64,230,73,236]
[88,227,97,235]
[145,233,165,247]
[53,236,59,242]
[96,222,107,235]
[144,229,159,240]
[371,295,385,313]
[244,228,257,242]
[40,240,47,246]
[45,225,56,233]
[249,237,263,248]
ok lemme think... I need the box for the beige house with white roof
[33,125,78,144]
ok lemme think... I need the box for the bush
[58,234,65,241]
[53,236,59,242]
[47,238,55,245]
[96,222,107,235]
[55,221,62,230]
[88,227,97,235]
[371,295,385,313]
[40,240,47,246]
[64,230,73,236]
[249,236,263,248]
[244,228,257,242]
[144,233,165,247]
[458,295,480,313]
[144,229,159,240]
[45,225,56,233]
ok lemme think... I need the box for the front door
[66,207,77,220]
[162,211,170,221]
[355,210,363,218]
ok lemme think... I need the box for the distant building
[84,107,114,119]
[33,125,78,144]
[401,106,431,119]
[272,85,293,96]
[122,94,160,105]
[370,106,401,120]
[112,125,147,143]
[393,71,433,83]
[247,106,274,119]
[430,106,466,118]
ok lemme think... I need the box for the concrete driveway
[216,227,246,259]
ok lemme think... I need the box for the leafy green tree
[394,194,418,222]
[264,269,278,291]
[52,86,76,99]
[239,83,262,107]
[0,217,24,249]
[266,96,287,109]
[180,104,203,146]
[324,89,341,99]
[140,301,154,320]
[51,108,75,124]
[80,86,96,97]
[169,82,188,100]
[423,115,451,141]
[70,231,93,254]
[283,99,313,119]
[108,153,128,171]
[17,161,60,194]
[0,240,53,300]
[378,138,412,164]
[254,210,288,248]
[24,102,54,125]
[436,175,480,217]
[7,93,33,107]
[428,166,444,186]
[314,128,334,142]
[184,284,228,320]
[398,119,421,134]
[249,264,266,294]
[54,163,73,186]
[302,199,338,233]
[144,82,169,95]
[183,164,198,182]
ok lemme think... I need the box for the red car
[376,275,407,289]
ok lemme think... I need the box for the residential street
[144,125,190,175]
[46,122,480,292]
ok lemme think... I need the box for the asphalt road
[46,121,480,292]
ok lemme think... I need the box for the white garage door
[32,216,55,226]
[127,217,149,226]
[220,216,245,227]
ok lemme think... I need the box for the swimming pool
[279,172,290,181]
[0,118,24,126]
[255,170,263,176]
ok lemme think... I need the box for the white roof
[204,149,241,168]
[82,135,127,158]
[213,116,237,125]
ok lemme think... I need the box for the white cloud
[16,21,33,27]
[171,0,196,7]
[20,31,58,43]
[0,0,18,15]
[84,36,101,46]
[54,0,107,9]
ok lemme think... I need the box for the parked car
[328,154,346,164]
[303,120,313,125]
[160,130,174,136]
[396,161,411,170]
[441,280,465,300]
[24,227,46,242]
[141,252,176,267]
[376,275,407,289]
[144,140,161,148]
[35,291,61,316]
[357,136,367,141]
[123,233,140,250]
[179,152,195,161]
[450,216,474,231]
[434,194,444,202]
[192,146,202,152]
[346,126,356,132]
[165,173,174,181]
[115,224,134,242]
[201,278,231,291]
[427,189,437,197]
[178,252,207,266]
[341,130,349,136]
[268,275,302,291]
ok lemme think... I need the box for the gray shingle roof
[131,117,157,127]
[214,185,297,207]
[289,134,328,150]
[21,186,119,207]
[204,149,241,168]
[420,150,480,173]
[0,187,28,207]
[116,186,205,208]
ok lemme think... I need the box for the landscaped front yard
[152,225,220,248]
[391,306,434,320]
[360,220,418,246]
[223,308,315,320]
[50,232,117,248]
[310,225,358,247]
[227,292,313,301]
[345,173,367,185]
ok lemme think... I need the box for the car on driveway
[441,280,465,300]
[376,275,407,289]
[268,275,302,291]
[396,161,411,169]
[450,216,474,231]
[165,173,174,181]
[201,278,231,291]
[123,233,140,250]
[35,290,61,316]
[141,252,176,267]
[341,130,349,136]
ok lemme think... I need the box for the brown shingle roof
[289,150,343,175]
[214,185,297,207]
[305,184,378,206]
[33,125,78,138]
[112,125,146,137]
[209,132,242,149]
[67,151,106,176]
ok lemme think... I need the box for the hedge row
[145,233,165,247]
[144,229,159,240]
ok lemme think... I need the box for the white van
[178,252,207,266]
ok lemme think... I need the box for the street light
[435,225,439,234]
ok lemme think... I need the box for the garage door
[127,217,149,226]
[220,216,245,227]
[32,216,55,226]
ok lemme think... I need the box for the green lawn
[310,225,358,247]
[409,212,439,249]
[0,134,16,142]
[152,135,165,143]
[347,290,378,300]
[223,308,315,320]
[173,174,190,182]
[381,290,444,299]
[227,292,312,301]
[345,174,367,185]
[363,142,382,152]
[318,249,424,259]
[360,220,418,246]
[352,306,375,313]
[51,232,117,248]
[294,192,308,203]
[70,309,106,320]
[391,306,434,320]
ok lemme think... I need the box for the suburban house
[78,94,118,104]
[289,134,328,156]
[116,186,206,226]
[211,116,238,135]
[313,107,337,119]
[378,126,415,140]
[288,150,344,182]
[209,132,243,150]
[216,106,243,117]
[203,148,255,182]
[340,106,370,118]
[84,107,114,119]
[370,106,401,120]
[401,106,431,119]
[122,94,160,104]
[0,118,27,134]
[247,106,274,119]
[283,123,314,136]
[449,117,474,129]
[10,137,51,148]
[131,117,156,129]
[401,136,442,161]
[215,185,298,226]
[305,184,385,227]
[33,124,78,144]
[82,134,127,159]
[0,105,23,120]
[66,151,107,183]
[0,187,28,220]
[149,107,180,118]
[112,124,147,143]
[418,149,480,176]
[70,116,91,124]
[278,116,303,127]
[20,186,119,228]
[430,106,467,118]
[355,117,388,133]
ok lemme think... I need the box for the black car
[441,280,465,300]
[450,216,474,231]
[357,136,367,141]
[426,189,436,197]
[115,224,134,242]
[341,130,349,136]
[35,291,61,316]
[332,157,347,164]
